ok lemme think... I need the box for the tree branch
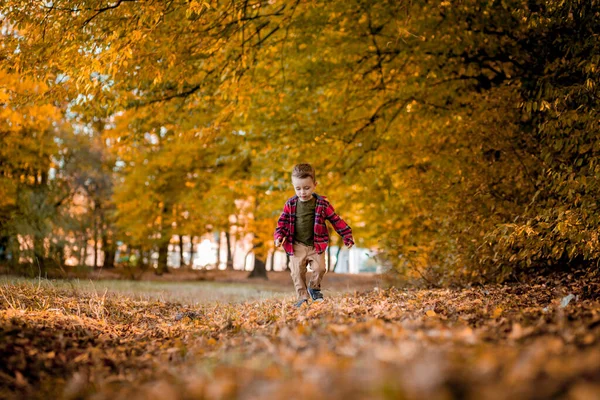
[83,0,139,27]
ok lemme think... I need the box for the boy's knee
[311,260,326,273]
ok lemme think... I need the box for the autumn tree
[3,0,599,283]
[58,127,119,269]
[0,70,67,274]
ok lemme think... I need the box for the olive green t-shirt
[294,196,316,246]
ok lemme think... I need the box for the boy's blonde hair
[292,163,316,182]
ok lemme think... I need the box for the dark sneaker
[294,299,309,308]
[308,288,324,302]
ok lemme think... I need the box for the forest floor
[1,269,599,400]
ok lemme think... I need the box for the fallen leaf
[15,371,27,387]
[492,307,503,319]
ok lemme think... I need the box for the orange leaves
[327,323,349,334]
[2,273,600,399]
[186,0,213,20]
[491,306,503,319]
[508,323,535,341]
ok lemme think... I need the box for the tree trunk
[79,234,86,267]
[103,246,116,269]
[93,216,99,268]
[57,243,66,270]
[269,250,275,271]
[0,235,8,261]
[178,234,185,268]
[101,230,116,269]
[156,240,170,275]
[189,236,195,269]
[225,231,234,270]
[9,235,19,272]
[332,246,342,273]
[156,201,171,274]
[215,231,221,269]
[83,236,89,267]
[248,255,268,279]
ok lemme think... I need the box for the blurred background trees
[1,0,598,283]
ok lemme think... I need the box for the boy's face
[292,176,317,202]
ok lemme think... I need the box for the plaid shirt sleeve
[274,201,291,240]
[324,202,354,246]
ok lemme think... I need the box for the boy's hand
[347,243,354,249]
[275,237,286,247]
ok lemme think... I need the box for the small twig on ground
[0,286,17,309]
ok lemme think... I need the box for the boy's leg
[307,248,327,291]
[290,244,309,300]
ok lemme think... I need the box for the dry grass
[0,276,290,305]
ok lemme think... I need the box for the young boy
[274,163,354,307]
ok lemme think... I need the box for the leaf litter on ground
[0,271,599,400]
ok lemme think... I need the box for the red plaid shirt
[274,194,354,255]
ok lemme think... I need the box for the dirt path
[86,268,385,294]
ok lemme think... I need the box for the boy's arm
[324,203,354,248]
[274,202,291,243]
